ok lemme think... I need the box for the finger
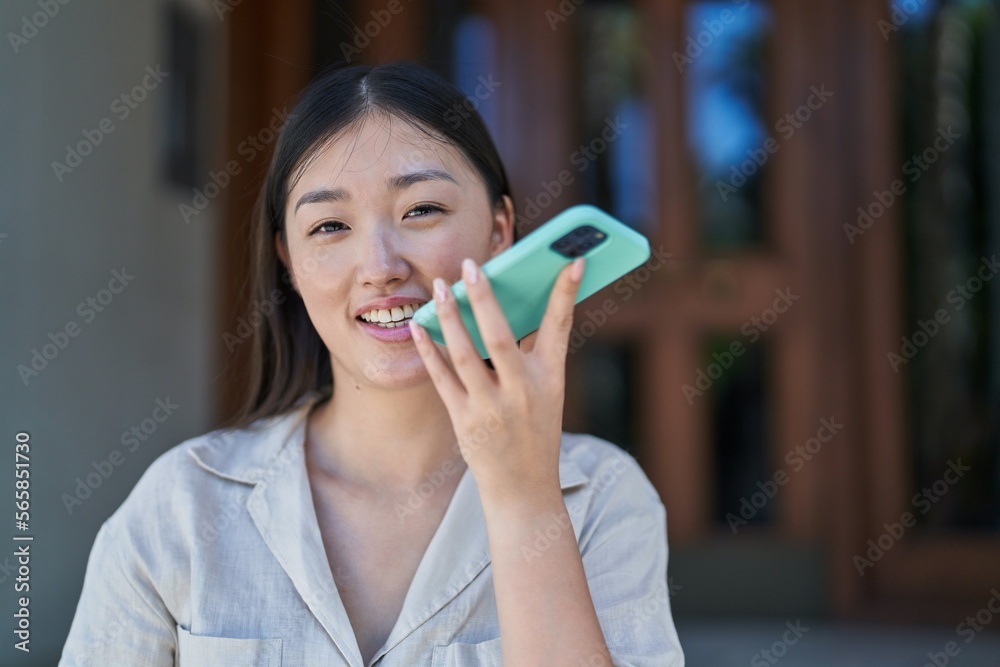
[432,275,497,395]
[532,257,585,367]
[461,258,523,383]
[408,319,468,408]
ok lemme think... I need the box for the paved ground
[676,618,1000,666]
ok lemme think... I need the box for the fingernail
[462,258,478,285]
[408,319,423,341]
[433,277,448,302]
[571,257,585,282]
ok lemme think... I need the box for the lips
[356,314,418,342]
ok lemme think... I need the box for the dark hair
[221,61,516,431]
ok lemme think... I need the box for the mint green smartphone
[410,204,651,359]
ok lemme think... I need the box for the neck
[306,379,466,495]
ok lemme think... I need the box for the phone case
[411,204,651,359]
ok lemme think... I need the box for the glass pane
[682,0,773,249]
[576,1,656,234]
[574,339,640,457]
[704,336,773,528]
[450,14,501,143]
[426,0,469,78]
[894,0,1000,531]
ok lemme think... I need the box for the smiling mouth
[357,302,427,328]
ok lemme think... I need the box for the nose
[355,223,411,288]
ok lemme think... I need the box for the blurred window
[893,0,1000,530]
[683,0,773,249]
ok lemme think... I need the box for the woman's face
[277,113,514,388]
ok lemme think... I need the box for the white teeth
[360,302,425,324]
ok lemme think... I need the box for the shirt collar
[188,389,590,491]
[187,389,590,666]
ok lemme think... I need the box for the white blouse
[59,391,685,666]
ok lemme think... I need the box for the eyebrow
[293,169,459,214]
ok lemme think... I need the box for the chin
[356,356,431,388]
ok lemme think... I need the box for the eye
[404,204,444,219]
[309,220,347,235]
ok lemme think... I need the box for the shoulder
[558,431,665,543]
[559,431,661,505]
[101,398,313,543]
[556,432,669,565]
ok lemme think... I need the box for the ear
[274,231,299,293]
[489,194,516,259]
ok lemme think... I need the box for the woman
[60,61,684,666]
